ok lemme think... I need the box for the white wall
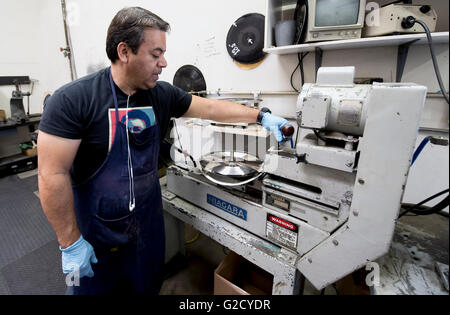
[67,0,448,209]
[67,0,448,125]
[0,0,72,117]
[7,0,445,209]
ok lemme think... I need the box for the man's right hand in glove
[60,235,98,278]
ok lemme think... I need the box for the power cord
[163,138,197,169]
[185,231,201,245]
[290,52,309,92]
[399,189,449,218]
[395,17,450,220]
[411,136,431,166]
[402,16,449,105]
[313,129,328,143]
[167,119,198,168]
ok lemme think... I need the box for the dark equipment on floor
[0,76,34,124]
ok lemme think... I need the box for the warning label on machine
[266,214,298,250]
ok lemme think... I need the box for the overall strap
[109,67,120,123]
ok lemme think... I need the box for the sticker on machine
[207,194,247,221]
[266,214,298,250]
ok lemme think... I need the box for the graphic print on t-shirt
[108,107,156,151]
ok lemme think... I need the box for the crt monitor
[301,0,366,43]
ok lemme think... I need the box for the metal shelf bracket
[315,47,323,81]
[396,39,420,82]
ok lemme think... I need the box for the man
[38,7,291,295]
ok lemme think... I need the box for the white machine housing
[305,0,367,43]
[167,67,427,290]
[364,4,437,37]
[264,67,426,289]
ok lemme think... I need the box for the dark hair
[106,7,170,62]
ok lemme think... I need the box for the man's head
[107,7,170,90]
[106,7,170,62]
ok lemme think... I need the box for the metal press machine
[166,67,427,290]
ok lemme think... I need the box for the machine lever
[296,153,308,164]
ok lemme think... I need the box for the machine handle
[282,125,295,138]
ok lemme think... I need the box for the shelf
[264,32,449,55]
[0,116,41,131]
[0,153,37,178]
[0,153,34,167]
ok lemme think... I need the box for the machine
[10,80,31,123]
[363,3,437,37]
[0,76,33,123]
[166,67,427,290]
[294,0,367,44]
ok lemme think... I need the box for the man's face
[127,28,167,90]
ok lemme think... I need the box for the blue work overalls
[69,70,165,295]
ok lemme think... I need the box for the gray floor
[161,227,227,295]
[0,167,328,296]
[0,170,224,295]
[0,170,66,295]
[1,170,447,295]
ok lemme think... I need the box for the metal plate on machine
[266,214,298,250]
[337,100,363,127]
[266,193,290,211]
[300,97,330,129]
[207,193,248,221]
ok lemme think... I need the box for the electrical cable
[402,198,450,217]
[411,18,449,105]
[409,195,449,216]
[162,138,197,168]
[397,19,450,219]
[290,54,301,93]
[290,52,309,92]
[299,52,308,85]
[313,129,328,143]
[222,246,230,256]
[399,189,449,218]
[185,232,201,245]
[173,119,193,167]
[411,136,431,166]
[332,283,339,296]
[294,126,300,150]
[173,119,184,157]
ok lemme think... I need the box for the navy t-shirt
[39,68,192,185]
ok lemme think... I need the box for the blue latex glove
[261,113,291,143]
[60,235,98,278]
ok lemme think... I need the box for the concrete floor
[160,214,449,296]
[1,170,227,295]
[1,169,447,295]
[161,226,227,295]
[159,225,330,296]
[0,170,261,295]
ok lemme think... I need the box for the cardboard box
[22,147,37,157]
[0,110,6,121]
[214,251,273,295]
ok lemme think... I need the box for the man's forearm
[38,173,80,249]
[186,96,260,123]
[209,100,259,123]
